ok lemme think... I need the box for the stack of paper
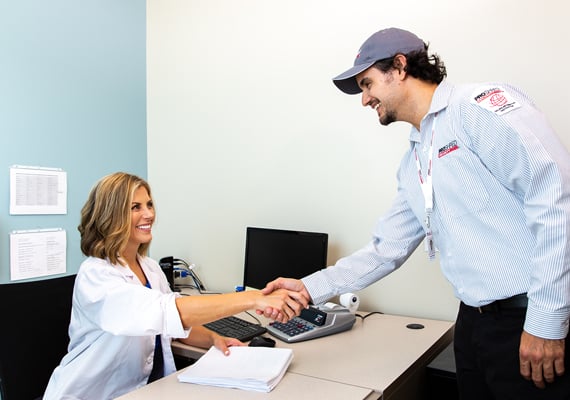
[177,346,294,392]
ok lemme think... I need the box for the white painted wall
[147,0,570,322]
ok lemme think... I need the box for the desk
[284,313,453,400]
[118,310,453,400]
[116,369,375,399]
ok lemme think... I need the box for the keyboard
[203,316,267,342]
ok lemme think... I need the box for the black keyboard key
[269,318,315,337]
[204,316,267,342]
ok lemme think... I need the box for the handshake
[254,277,311,323]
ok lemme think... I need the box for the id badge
[424,231,436,261]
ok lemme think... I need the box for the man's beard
[380,110,397,126]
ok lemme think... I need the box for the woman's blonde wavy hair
[78,172,153,266]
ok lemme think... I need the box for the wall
[147,0,570,321]
[0,0,147,284]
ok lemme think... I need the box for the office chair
[0,274,76,400]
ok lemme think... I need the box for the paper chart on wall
[9,229,67,281]
[9,165,67,215]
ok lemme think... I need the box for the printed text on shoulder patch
[471,85,521,116]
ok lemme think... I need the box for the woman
[44,172,304,399]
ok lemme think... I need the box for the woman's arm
[175,288,307,328]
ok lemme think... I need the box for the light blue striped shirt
[303,80,570,339]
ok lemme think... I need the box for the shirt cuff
[302,272,333,306]
[524,301,570,339]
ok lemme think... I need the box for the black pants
[455,302,570,400]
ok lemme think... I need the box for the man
[261,28,570,399]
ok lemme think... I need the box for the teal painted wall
[0,0,147,283]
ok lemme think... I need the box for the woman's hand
[256,278,311,321]
[178,325,245,354]
[253,288,307,323]
[212,333,245,355]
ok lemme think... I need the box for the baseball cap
[332,28,425,95]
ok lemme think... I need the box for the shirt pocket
[434,150,490,218]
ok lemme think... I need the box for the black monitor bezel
[242,226,328,290]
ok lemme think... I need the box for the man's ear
[393,54,408,79]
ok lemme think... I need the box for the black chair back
[0,274,76,400]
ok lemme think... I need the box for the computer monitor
[243,226,328,290]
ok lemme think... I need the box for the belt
[476,293,528,314]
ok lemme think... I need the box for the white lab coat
[43,255,190,400]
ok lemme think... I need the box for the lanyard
[414,112,438,260]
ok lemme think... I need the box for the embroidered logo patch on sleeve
[471,86,521,116]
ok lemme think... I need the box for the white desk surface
[116,369,375,400]
[118,289,453,400]
[283,312,453,397]
[177,312,453,391]
[169,311,453,399]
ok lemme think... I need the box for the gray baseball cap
[332,28,425,95]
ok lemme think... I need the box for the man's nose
[361,91,372,107]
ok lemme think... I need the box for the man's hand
[519,330,566,388]
[256,277,311,320]
[253,288,307,322]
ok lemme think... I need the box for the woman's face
[127,186,155,249]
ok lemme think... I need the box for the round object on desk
[339,292,360,314]
[406,323,425,329]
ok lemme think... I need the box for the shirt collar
[409,80,454,144]
[429,79,454,114]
